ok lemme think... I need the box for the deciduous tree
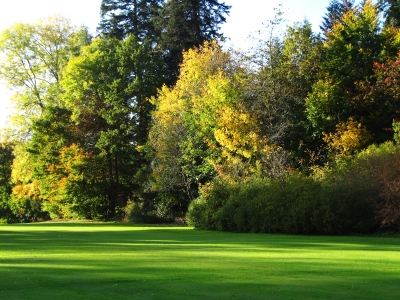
[0,16,91,131]
[307,0,400,160]
[61,36,164,218]
[149,41,274,217]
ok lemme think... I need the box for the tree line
[1,0,400,233]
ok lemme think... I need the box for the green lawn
[0,223,399,299]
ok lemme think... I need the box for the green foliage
[379,0,400,28]
[0,16,90,136]
[307,0,400,161]
[3,2,400,227]
[0,142,17,222]
[98,0,163,42]
[60,35,165,219]
[393,120,400,144]
[124,200,168,223]
[8,196,49,223]
[155,0,231,83]
[0,187,16,223]
[187,174,370,235]
[149,41,278,219]
[186,179,232,229]
[0,142,13,187]
[246,19,323,170]
[188,142,400,234]
[320,0,355,37]
[357,142,400,229]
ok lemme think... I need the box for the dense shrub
[9,196,49,223]
[364,143,400,230]
[188,177,344,234]
[124,201,170,224]
[187,142,400,234]
[329,141,400,231]
[186,180,233,230]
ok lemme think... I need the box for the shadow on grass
[0,223,399,300]
[1,255,399,300]
[1,224,399,251]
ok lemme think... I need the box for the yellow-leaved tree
[323,117,371,158]
[148,41,271,217]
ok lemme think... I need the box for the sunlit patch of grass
[0,222,399,299]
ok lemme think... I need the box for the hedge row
[186,142,400,234]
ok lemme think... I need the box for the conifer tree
[155,0,230,83]
[320,0,355,36]
[378,0,400,28]
[98,0,164,42]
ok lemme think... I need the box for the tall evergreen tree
[320,0,355,36]
[98,0,164,42]
[378,0,400,27]
[155,0,231,84]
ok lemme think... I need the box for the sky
[0,0,332,130]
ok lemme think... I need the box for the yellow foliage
[213,105,261,159]
[178,40,231,96]
[149,40,270,186]
[327,0,378,42]
[10,144,33,185]
[45,144,93,203]
[323,117,371,157]
[12,180,41,201]
[10,143,42,201]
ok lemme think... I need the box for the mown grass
[0,222,399,300]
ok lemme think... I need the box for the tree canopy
[98,0,163,42]
[1,1,400,231]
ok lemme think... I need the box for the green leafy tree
[0,16,91,221]
[149,41,273,217]
[9,142,50,222]
[245,16,323,170]
[0,15,91,131]
[24,106,89,219]
[61,36,164,219]
[306,0,400,160]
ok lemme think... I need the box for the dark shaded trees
[320,0,355,37]
[155,0,231,83]
[379,0,400,28]
[0,142,15,222]
[98,0,164,42]
[98,0,231,85]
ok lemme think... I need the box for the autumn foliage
[2,1,400,232]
